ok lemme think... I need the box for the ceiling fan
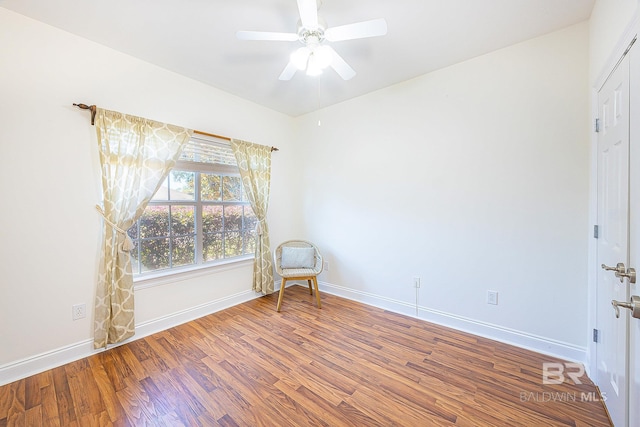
[236,0,387,81]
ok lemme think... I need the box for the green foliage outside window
[128,170,257,275]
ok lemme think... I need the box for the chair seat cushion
[280,267,317,278]
[281,246,315,268]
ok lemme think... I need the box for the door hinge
[594,225,599,239]
[593,328,599,343]
[595,118,600,133]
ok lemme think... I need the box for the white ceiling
[0,0,594,117]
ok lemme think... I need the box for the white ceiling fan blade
[297,0,318,29]
[279,61,298,81]
[236,31,298,41]
[326,47,356,80]
[325,18,388,42]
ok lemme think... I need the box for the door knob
[611,295,640,319]
[601,263,636,284]
[617,267,636,284]
[602,263,626,274]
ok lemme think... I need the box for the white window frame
[130,136,256,286]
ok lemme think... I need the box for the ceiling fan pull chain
[317,78,322,126]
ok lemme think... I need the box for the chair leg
[312,276,321,309]
[307,279,313,295]
[277,278,287,312]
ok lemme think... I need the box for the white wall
[0,5,600,384]
[0,8,300,382]
[296,22,590,359]
[589,0,638,84]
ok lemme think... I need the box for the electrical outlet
[413,277,421,288]
[323,261,329,272]
[72,303,86,320]
[487,291,498,305]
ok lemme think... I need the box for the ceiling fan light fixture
[313,45,333,69]
[291,47,311,70]
[306,56,323,76]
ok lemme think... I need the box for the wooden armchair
[273,240,323,312]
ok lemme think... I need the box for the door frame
[588,12,640,381]
[594,51,632,427]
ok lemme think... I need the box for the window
[127,136,256,276]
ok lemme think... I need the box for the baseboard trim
[0,339,96,387]
[134,289,258,339]
[318,281,587,364]
[0,289,259,386]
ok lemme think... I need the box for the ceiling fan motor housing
[297,17,327,46]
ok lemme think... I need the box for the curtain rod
[192,130,279,152]
[73,103,279,152]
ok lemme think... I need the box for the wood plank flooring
[0,285,611,426]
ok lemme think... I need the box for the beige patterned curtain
[94,108,192,348]
[230,139,274,294]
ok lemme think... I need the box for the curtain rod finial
[73,103,97,125]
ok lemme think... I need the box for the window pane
[243,229,256,255]
[172,236,195,267]
[130,245,141,274]
[201,174,222,201]
[140,238,170,272]
[170,171,195,201]
[243,206,257,233]
[203,205,223,233]
[224,205,242,231]
[151,177,169,201]
[223,176,242,201]
[203,233,223,261]
[133,162,256,276]
[140,206,169,238]
[171,205,195,236]
[127,221,139,240]
[224,231,242,257]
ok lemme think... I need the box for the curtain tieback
[256,218,269,236]
[95,205,135,252]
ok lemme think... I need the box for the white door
[627,43,640,427]
[596,54,630,427]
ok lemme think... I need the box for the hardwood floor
[1,285,610,426]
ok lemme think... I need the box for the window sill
[133,256,254,290]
